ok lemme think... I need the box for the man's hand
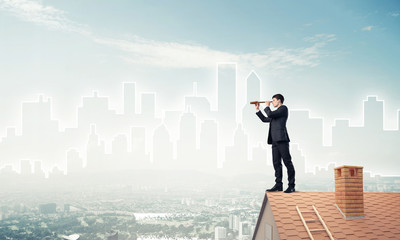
[255,102,260,111]
[266,100,271,107]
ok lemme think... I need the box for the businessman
[255,94,296,193]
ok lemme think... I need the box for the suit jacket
[256,105,290,144]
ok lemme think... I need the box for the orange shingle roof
[253,191,400,240]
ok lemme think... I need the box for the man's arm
[264,105,288,118]
[256,111,271,122]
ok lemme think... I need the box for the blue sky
[0,0,399,135]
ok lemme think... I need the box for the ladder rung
[305,219,319,222]
[297,205,335,240]
[312,205,335,240]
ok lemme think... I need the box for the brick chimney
[334,165,364,218]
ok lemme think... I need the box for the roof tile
[259,192,400,240]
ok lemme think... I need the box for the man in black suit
[255,94,295,193]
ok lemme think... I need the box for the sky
[0,0,399,140]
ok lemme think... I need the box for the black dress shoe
[284,187,295,193]
[266,185,283,192]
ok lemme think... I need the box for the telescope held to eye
[250,101,270,104]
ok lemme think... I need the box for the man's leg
[272,142,283,187]
[277,142,295,187]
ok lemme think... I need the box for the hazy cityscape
[1,168,399,240]
[1,63,399,239]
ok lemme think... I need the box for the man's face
[272,98,280,107]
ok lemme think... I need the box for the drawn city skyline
[1,63,399,177]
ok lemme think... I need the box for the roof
[253,191,400,240]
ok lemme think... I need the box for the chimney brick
[334,165,364,218]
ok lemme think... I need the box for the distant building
[20,159,32,175]
[153,124,174,168]
[239,221,251,240]
[123,82,136,116]
[242,71,265,149]
[224,124,248,170]
[131,126,149,168]
[199,119,218,171]
[33,160,45,178]
[140,92,156,119]
[215,226,227,240]
[233,215,241,232]
[67,149,83,173]
[177,110,197,169]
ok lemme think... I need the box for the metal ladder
[296,205,334,240]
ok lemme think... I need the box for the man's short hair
[272,94,284,103]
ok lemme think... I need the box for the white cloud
[361,25,373,31]
[93,36,239,68]
[95,34,334,69]
[0,0,89,34]
[303,34,336,43]
[0,0,335,70]
[388,11,399,17]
